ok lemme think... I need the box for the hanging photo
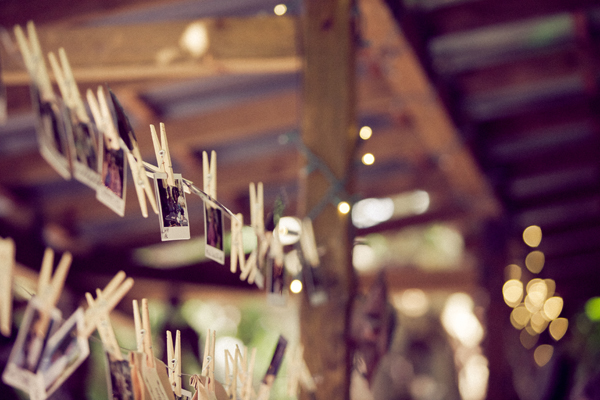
[266,254,286,306]
[31,86,71,180]
[204,203,224,264]
[2,297,62,396]
[96,132,127,217]
[262,335,288,387]
[36,308,89,399]
[0,52,6,125]
[67,110,101,190]
[105,352,134,400]
[154,172,190,241]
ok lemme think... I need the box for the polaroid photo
[36,307,89,399]
[176,389,193,400]
[31,85,71,180]
[204,203,224,264]
[154,172,191,241]
[67,110,101,190]
[105,351,135,400]
[266,256,287,307]
[96,132,127,217]
[294,243,328,307]
[2,297,62,395]
[262,335,288,387]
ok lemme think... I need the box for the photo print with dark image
[106,353,134,400]
[154,172,190,241]
[69,110,101,190]
[204,204,224,264]
[38,308,89,399]
[31,85,71,180]
[96,131,127,216]
[2,298,62,395]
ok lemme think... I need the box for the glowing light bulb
[362,153,375,165]
[290,279,302,293]
[359,126,372,140]
[338,201,350,214]
[274,4,287,15]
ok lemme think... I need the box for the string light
[290,279,302,293]
[359,126,372,140]
[362,153,375,165]
[274,4,287,15]
[337,201,350,214]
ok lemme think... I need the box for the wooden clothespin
[300,218,319,268]
[13,21,54,102]
[286,345,316,397]
[202,329,216,394]
[47,47,88,124]
[249,182,264,239]
[82,271,134,338]
[224,349,238,400]
[203,151,217,200]
[108,89,158,218]
[230,213,245,274]
[167,330,182,398]
[141,298,155,368]
[25,248,72,370]
[85,289,122,360]
[87,86,120,151]
[0,237,15,337]
[150,123,175,187]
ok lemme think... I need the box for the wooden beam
[2,16,300,85]
[299,1,357,399]
[358,0,501,222]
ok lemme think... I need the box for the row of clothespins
[0,239,315,400]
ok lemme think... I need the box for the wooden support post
[299,1,357,399]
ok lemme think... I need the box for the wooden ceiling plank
[359,0,501,220]
[2,16,299,85]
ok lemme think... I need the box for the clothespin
[202,329,216,394]
[108,90,158,218]
[203,151,217,200]
[13,21,54,102]
[129,131,159,218]
[47,47,89,124]
[87,86,120,151]
[25,248,72,370]
[150,123,175,187]
[0,237,15,337]
[83,271,134,338]
[167,330,182,397]
[85,289,122,360]
[249,183,264,239]
[141,298,155,368]
[132,299,144,353]
[230,213,245,274]
[300,218,319,268]
[286,345,316,397]
[224,349,238,399]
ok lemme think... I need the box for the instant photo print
[105,351,135,400]
[2,297,62,395]
[37,308,89,399]
[154,172,191,241]
[266,256,286,306]
[204,204,224,264]
[31,86,72,180]
[69,113,101,190]
[96,133,127,217]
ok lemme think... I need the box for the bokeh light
[290,279,303,294]
[549,318,568,341]
[359,126,372,140]
[273,4,287,15]
[534,344,554,367]
[525,250,545,274]
[523,225,542,247]
[337,201,351,214]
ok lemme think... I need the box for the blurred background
[2,0,600,399]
